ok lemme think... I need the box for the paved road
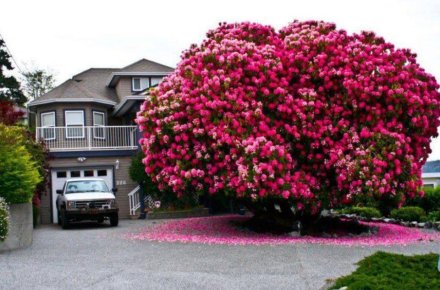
[1,220,439,290]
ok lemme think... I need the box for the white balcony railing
[36,126,138,151]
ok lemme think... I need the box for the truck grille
[74,200,109,209]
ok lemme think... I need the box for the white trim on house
[93,111,106,139]
[41,112,56,140]
[28,98,116,107]
[422,172,440,178]
[113,95,149,117]
[106,72,170,87]
[131,77,150,92]
[65,110,85,139]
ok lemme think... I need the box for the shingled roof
[422,160,440,173]
[28,59,174,107]
[122,58,174,72]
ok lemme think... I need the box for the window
[97,169,107,176]
[84,170,94,177]
[151,77,162,87]
[70,171,80,178]
[423,184,435,189]
[56,171,67,178]
[65,110,85,138]
[41,112,56,140]
[93,111,105,139]
[132,77,150,91]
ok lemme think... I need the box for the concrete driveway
[1,219,439,290]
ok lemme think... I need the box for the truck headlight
[67,201,76,208]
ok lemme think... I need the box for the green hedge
[406,187,440,213]
[341,206,381,219]
[390,206,426,222]
[427,210,440,222]
[0,197,9,242]
[331,252,440,290]
[0,125,41,204]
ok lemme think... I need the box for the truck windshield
[65,180,109,194]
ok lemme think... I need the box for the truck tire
[57,209,62,225]
[60,209,69,229]
[110,214,119,227]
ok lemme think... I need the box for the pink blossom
[126,215,440,247]
[136,21,440,213]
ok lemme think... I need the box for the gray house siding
[116,77,132,98]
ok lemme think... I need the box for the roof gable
[121,58,174,73]
[422,160,440,173]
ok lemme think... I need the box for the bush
[129,151,200,211]
[422,187,440,212]
[331,252,440,290]
[406,187,440,214]
[0,125,41,204]
[390,206,426,222]
[427,210,440,222]
[136,21,440,220]
[341,207,381,219]
[0,197,9,242]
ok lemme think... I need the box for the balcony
[36,126,139,152]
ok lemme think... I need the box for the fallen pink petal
[126,215,440,246]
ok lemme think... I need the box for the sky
[1,0,439,159]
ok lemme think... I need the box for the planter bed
[146,207,209,220]
[0,203,33,252]
[335,213,440,231]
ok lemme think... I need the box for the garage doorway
[50,167,114,223]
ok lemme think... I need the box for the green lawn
[331,251,440,290]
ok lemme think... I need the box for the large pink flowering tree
[136,21,440,224]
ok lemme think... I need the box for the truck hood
[65,192,115,201]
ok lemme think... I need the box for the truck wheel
[57,210,61,225]
[110,214,118,227]
[97,217,104,224]
[60,209,69,229]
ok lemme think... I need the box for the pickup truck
[56,178,119,229]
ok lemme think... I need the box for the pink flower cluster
[127,215,440,246]
[136,21,440,212]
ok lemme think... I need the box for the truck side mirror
[112,188,118,193]
[56,189,63,194]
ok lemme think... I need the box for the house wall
[40,155,137,224]
[35,103,111,127]
[422,177,440,188]
[115,77,132,99]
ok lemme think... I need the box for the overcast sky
[1,0,440,159]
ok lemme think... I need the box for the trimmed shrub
[331,252,440,290]
[341,207,381,219]
[390,206,426,222]
[0,197,9,242]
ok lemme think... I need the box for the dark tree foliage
[0,39,27,106]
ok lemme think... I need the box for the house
[28,59,174,224]
[422,160,440,188]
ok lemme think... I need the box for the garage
[50,167,114,223]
